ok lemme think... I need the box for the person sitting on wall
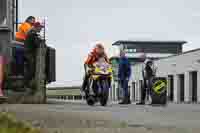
[15,16,36,42]
[24,22,44,87]
[14,16,36,76]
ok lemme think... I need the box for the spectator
[24,22,44,87]
[118,50,131,104]
[136,58,157,105]
[15,16,36,42]
[14,16,36,76]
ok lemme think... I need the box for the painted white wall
[133,49,200,80]
[130,49,200,103]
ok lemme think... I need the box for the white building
[131,48,200,103]
[109,40,200,104]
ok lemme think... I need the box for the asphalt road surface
[1,100,200,133]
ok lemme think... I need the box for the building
[132,48,200,103]
[109,40,186,101]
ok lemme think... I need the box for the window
[125,48,137,53]
[191,71,197,102]
[0,0,8,27]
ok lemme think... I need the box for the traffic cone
[0,56,4,97]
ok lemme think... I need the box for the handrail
[11,40,24,47]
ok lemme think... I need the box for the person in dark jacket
[24,22,44,87]
[118,50,131,104]
[136,58,157,105]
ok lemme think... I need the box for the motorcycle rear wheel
[86,95,95,106]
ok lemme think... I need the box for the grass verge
[0,111,42,133]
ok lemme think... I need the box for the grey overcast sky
[19,0,200,86]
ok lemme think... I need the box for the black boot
[127,93,131,104]
[127,98,131,104]
[119,100,126,104]
[119,98,129,104]
[136,101,145,105]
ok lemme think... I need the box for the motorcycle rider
[81,43,110,94]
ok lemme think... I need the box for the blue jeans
[15,47,24,65]
[15,46,25,75]
[120,79,129,98]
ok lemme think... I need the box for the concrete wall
[155,50,200,76]
[0,0,16,60]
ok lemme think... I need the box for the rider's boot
[81,79,87,96]
[81,74,88,92]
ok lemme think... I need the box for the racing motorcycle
[85,58,112,106]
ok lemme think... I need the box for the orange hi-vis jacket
[15,22,32,41]
[84,49,110,65]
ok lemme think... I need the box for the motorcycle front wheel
[99,80,109,106]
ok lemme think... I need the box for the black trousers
[141,77,154,102]
[119,79,129,99]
